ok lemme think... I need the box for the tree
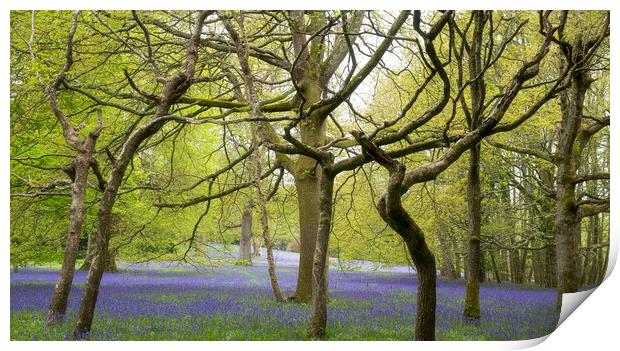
[220,12,285,301]
[551,11,609,309]
[11,11,107,325]
[73,11,212,338]
[485,11,610,307]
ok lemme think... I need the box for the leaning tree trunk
[44,13,105,326]
[257,187,283,302]
[73,11,208,338]
[74,169,123,339]
[354,132,436,340]
[377,164,436,341]
[46,157,90,325]
[239,205,253,264]
[306,169,334,339]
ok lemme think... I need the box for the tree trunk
[239,205,253,264]
[290,54,327,303]
[72,11,208,338]
[544,243,556,288]
[584,155,602,286]
[509,249,524,284]
[453,242,463,279]
[80,232,117,272]
[555,190,581,309]
[554,43,592,310]
[74,170,122,339]
[253,148,282,302]
[463,10,485,321]
[520,248,529,283]
[258,194,283,302]
[105,250,118,272]
[353,133,436,340]
[294,173,321,303]
[307,169,334,339]
[44,12,104,327]
[464,143,482,319]
[80,230,97,270]
[598,220,609,283]
[221,15,283,301]
[252,237,262,256]
[46,157,90,325]
[377,165,436,340]
[436,219,457,279]
[490,250,502,284]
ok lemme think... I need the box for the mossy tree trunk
[463,10,486,321]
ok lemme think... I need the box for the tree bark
[294,173,322,302]
[490,250,502,284]
[436,219,457,279]
[239,205,253,264]
[463,10,485,320]
[46,157,90,325]
[44,12,105,326]
[252,237,261,256]
[80,231,117,272]
[250,143,283,301]
[74,167,124,338]
[464,143,482,319]
[554,42,591,310]
[306,169,334,339]
[80,230,97,270]
[220,14,284,301]
[552,12,610,307]
[256,174,284,302]
[353,132,436,340]
[377,165,436,341]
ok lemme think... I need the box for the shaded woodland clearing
[9,10,609,341]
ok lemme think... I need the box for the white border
[2,1,617,351]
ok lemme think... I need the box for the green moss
[234,259,253,266]
[463,281,481,319]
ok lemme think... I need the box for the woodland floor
[10,247,559,341]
